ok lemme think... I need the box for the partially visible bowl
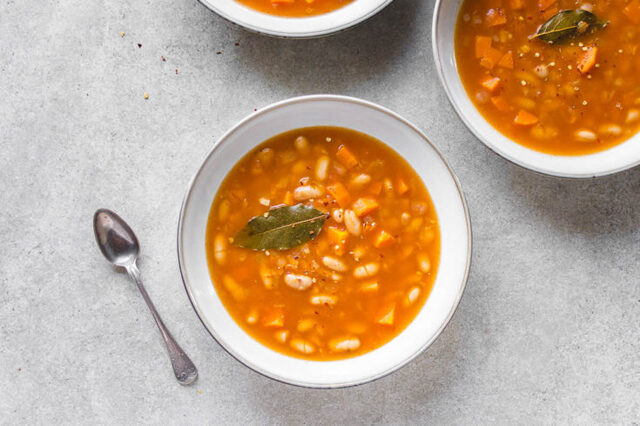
[432,0,640,178]
[178,95,472,388]
[198,0,393,38]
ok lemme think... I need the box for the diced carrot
[538,0,556,10]
[262,309,284,328]
[326,227,349,256]
[480,48,504,70]
[624,0,640,24]
[336,145,358,169]
[375,302,396,326]
[497,50,514,69]
[373,230,395,249]
[369,181,383,196]
[396,177,410,195]
[475,35,493,58]
[352,197,379,217]
[514,109,539,126]
[326,182,351,207]
[542,6,558,20]
[508,0,525,9]
[486,8,507,26]
[491,96,511,112]
[481,76,501,93]
[577,46,598,75]
[283,191,294,205]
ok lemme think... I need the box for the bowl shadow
[506,162,640,236]
[198,0,426,94]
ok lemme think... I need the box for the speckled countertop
[0,0,638,423]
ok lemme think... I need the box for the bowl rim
[177,94,473,388]
[197,0,395,39]
[431,0,640,179]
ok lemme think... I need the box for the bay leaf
[233,204,328,251]
[530,10,608,43]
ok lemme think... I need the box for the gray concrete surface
[1,0,639,424]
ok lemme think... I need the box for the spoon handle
[127,263,198,386]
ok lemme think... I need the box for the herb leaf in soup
[530,10,608,43]
[233,204,328,251]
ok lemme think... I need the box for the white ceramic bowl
[198,0,393,38]
[432,0,640,178]
[178,95,471,388]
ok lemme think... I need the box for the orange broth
[235,0,354,17]
[205,127,440,360]
[455,0,640,155]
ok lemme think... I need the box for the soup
[235,0,354,17]
[455,0,640,155]
[205,127,440,360]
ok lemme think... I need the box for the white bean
[626,109,640,124]
[260,264,275,290]
[294,185,324,201]
[344,209,361,236]
[274,330,289,343]
[294,136,310,153]
[418,254,431,273]
[329,337,361,352]
[322,256,347,272]
[575,129,597,142]
[218,199,231,221]
[256,147,274,166]
[214,234,226,265]
[405,286,421,306]
[315,156,330,181]
[284,274,313,290]
[290,338,315,354]
[599,124,622,137]
[297,319,316,333]
[332,208,344,223]
[351,173,371,187]
[354,263,379,279]
[310,294,337,305]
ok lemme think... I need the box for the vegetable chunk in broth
[455,0,640,155]
[235,0,354,17]
[205,127,440,360]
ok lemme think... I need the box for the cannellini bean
[218,199,231,221]
[354,263,379,279]
[360,281,379,292]
[290,338,315,354]
[310,294,337,305]
[580,3,593,12]
[626,109,640,124]
[260,264,275,290]
[274,330,289,344]
[322,256,347,272]
[223,276,246,300]
[297,318,316,333]
[332,208,344,223]
[418,254,431,273]
[534,64,548,78]
[214,234,227,265]
[404,286,421,306]
[401,212,411,225]
[256,147,274,166]
[294,185,324,201]
[351,173,372,187]
[344,209,361,236]
[315,156,330,181]
[476,90,490,104]
[329,337,361,353]
[259,197,270,207]
[284,274,313,291]
[294,136,310,153]
[575,129,597,142]
[599,124,622,137]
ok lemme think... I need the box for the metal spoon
[93,208,198,385]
